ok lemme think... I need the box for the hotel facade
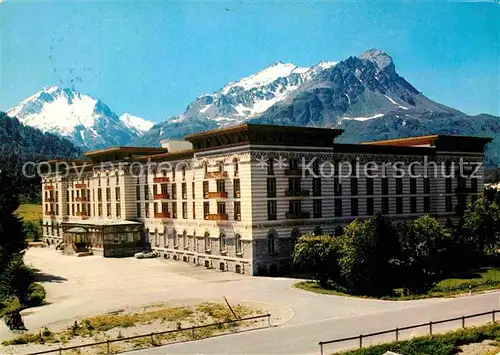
[41,124,491,275]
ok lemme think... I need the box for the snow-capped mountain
[138,60,339,145]
[7,87,154,150]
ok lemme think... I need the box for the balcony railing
[206,191,228,199]
[205,171,228,179]
[154,212,171,219]
[75,197,87,202]
[45,211,55,216]
[285,189,310,197]
[284,169,309,176]
[45,198,55,202]
[75,183,86,189]
[75,211,89,217]
[205,213,229,221]
[153,177,170,183]
[153,193,170,200]
[285,211,310,219]
[45,186,54,191]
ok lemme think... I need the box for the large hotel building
[41,124,491,275]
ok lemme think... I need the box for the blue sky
[1,1,499,122]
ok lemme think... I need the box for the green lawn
[15,204,42,223]
[295,267,500,300]
[339,323,500,355]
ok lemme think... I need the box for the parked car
[134,250,158,259]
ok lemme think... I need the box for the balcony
[75,197,87,202]
[284,169,309,176]
[153,193,170,200]
[44,211,55,216]
[75,183,86,189]
[153,177,170,183]
[45,198,55,203]
[75,211,89,219]
[205,171,228,179]
[205,213,229,221]
[285,211,310,219]
[206,191,228,199]
[285,189,310,197]
[45,185,54,191]
[154,212,171,219]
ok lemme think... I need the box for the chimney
[160,139,193,152]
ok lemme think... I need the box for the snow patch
[119,113,154,134]
[342,113,384,122]
[222,61,299,94]
[199,104,212,114]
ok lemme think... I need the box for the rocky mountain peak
[360,48,396,76]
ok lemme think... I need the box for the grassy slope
[15,204,42,223]
[340,323,500,355]
[295,267,500,300]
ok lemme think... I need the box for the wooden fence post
[493,310,496,323]
[267,314,271,327]
[107,340,110,354]
[429,321,433,335]
[462,316,465,328]
[359,334,363,349]
[395,328,399,342]
[319,342,324,355]
[150,332,155,346]
[192,326,195,339]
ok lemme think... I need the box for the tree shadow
[34,272,67,283]
[448,270,482,279]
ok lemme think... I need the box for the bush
[25,282,46,307]
[23,221,42,242]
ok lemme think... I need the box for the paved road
[4,249,498,355]
[128,291,500,355]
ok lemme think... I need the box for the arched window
[204,232,210,251]
[219,233,226,253]
[218,161,224,172]
[233,158,239,176]
[268,230,277,255]
[183,230,187,249]
[172,166,176,181]
[182,165,186,180]
[235,234,242,254]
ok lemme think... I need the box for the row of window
[266,197,439,220]
[136,201,242,221]
[150,231,243,254]
[135,180,241,201]
[265,177,478,197]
